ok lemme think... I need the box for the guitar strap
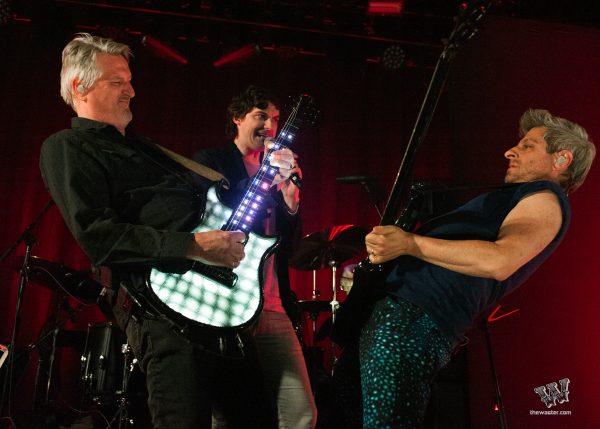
[155,144,230,188]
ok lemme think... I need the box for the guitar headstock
[285,93,319,128]
[442,0,492,60]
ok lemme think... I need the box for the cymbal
[290,225,367,270]
[19,256,104,304]
[297,300,332,313]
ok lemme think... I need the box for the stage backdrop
[0,14,599,428]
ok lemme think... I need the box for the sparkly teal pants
[359,296,453,429]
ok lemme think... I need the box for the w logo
[533,378,570,408]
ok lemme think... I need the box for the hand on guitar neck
[365,225,414,265]
[186,230,246,268]
[265,141,301,213]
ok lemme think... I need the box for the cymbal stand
[328,260,340,374]
[311,270,320,300]
[1,231,36,417]
[0,200,53,418]
[306,270,321,342]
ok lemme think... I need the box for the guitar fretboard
[224,121,300,233]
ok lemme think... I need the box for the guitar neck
[223,125,299,234]
[380,56,451,226]
[222,145,280,233]
[379,1,491,227]
[221,93,316,233]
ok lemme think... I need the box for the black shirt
[40,117,209,281]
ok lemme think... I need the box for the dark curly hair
[225,85,280,139]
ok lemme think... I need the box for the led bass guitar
[145,95,317,349]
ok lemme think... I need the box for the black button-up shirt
[40,117,208,277]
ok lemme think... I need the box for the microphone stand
[336,176,385,219]
[482,305,519,429]
[482,319,508,429]
[359,181,384,220]
[0,200,54,265]
[0,200,54,418]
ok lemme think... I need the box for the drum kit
[3,256,150,427]
[290,224,367,374]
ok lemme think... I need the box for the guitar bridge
[192,263,238,289]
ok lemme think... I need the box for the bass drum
[80,322,126,406]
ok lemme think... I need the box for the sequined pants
[359,296,453,429]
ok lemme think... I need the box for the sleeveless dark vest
[387,180,570,347]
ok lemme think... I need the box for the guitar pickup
[192,263,238,289]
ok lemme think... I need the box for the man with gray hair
[335,109,595,428]
[39,33,278,428]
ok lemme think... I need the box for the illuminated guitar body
[141,95,317,354]
[149,185,279,330]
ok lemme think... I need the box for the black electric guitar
[145,94,317,343]
[331,1,492,347]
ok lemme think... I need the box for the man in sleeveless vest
[359,109,595,428]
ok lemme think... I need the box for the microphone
[290,173,303,189]
[265,137,303,189]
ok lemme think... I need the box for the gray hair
[60,33,132,110]
[520,108,595,193]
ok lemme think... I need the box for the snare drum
[80,323,126,405]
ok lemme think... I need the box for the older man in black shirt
[39,33,271,428]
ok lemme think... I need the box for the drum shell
[80,323,125,405]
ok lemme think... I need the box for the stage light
[367,1,405,16]
[213,44,260,68]
[382,45,405,70]
[0,0,12,25]
[142,35,188,65]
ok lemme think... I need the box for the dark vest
[387,180,570,347]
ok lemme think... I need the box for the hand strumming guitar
[187,230,246,268]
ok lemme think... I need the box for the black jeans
[124,313,276,429]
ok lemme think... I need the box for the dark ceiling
[5,0,600,68]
